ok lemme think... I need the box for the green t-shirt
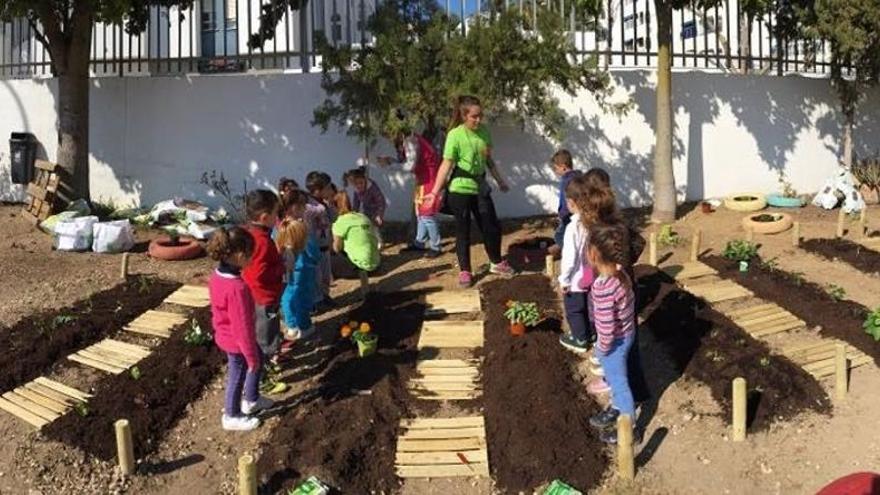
[443,124,493,195]
[331,213,380,272]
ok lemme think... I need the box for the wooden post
[690,229,702,262]
[792,222,801,247]
[359,270,370,298]
[745,227,754,243]
[835,343,848,401]
[617,414,635,481]
[238,454,257,495]
[114,419,135,475]
[836,208,846,238]
[859,208,868,239]
[120,252,130,280]
[732,377,747,442]
[545,254,555,278]
[648,232,658,266]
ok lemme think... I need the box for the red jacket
[242,224,284,306]
[209,269,260,369]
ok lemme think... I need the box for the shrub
[722,240,758,263]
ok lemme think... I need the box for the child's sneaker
[600,426,643,445]
[242,396,275,415]
[587,378,610,396]
[559,334,589,353]
[589,406,619,429]
[458,271,473,288]
[222,414,260,431]
[489,260,515,277]
[424,249,442,259]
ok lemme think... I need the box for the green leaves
[504,300,541,327]
[863,307,880,341]
[722,240,759,263]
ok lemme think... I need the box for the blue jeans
[225,353,259,417]
[415,215,441,252]
[563,291,592,342]
[598,332,635,417]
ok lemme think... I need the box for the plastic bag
[92,220,135,253]
[40,198,92,234]
[54,216,99,251]
[187,222,217,240]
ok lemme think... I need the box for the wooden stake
[835,343,848,401]
[617,414,635,481]
[648,232,658,266]
[690,229,702,262]
[114,419,135,475]
[745,227,754,243]
[238,454,257,495]
[859,208,868,239]
[359,270,370,298]
[545,254,555,278]
[792,222,801,247]
[836,208,846,238]
[120,252,130,280]
[732,377,747,442]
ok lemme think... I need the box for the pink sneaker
[587,378,610,396]
[489,260,515,277]
[458,271,473,288]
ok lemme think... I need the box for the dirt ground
[0,202,879,494]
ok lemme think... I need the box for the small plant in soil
[504,301,541,327]
[657,224,681,247]
[863,307,880,341]
[130,366,142,380]
[137,275,153,295]
[73,402,90,418]
[341,321,377,357]
[759,356,771,367]
[752,214,779,223]
[777,170,798,198]
[200,169,248,223]
[788,271,807,286]
[722,240,758,263]
[826,284,847,301]
[52,314,78,329]
[760,257,779,272]
[184,319,212,347]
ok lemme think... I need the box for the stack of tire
[725,193,793,235]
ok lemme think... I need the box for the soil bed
[801,238,880,274]
[0,277,178,393]
[257,291,424,494]
[507,236,554,272]
[481,274,608,493]
[702,255,880,365]
[44,308,219,461]
[637,266,830,429]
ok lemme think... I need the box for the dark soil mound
[44,308,220,461]
[0,277,178,393]
[481,274,608,493]
[703,255,880,365]
[507,236,554,272]
[257,291,424,494]
[802,238,880,274]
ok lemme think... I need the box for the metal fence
[0,0,836,80]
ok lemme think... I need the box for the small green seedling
[52,314,77,329]
[130,366,142,380]
[789,271,806,286]
[760,257,779,272]
[863,307,880,341]
[73,402,90,417]
[722,240,758,263]
[657,224,681,248]
[136,275,153,295]
[184,319,212,346]
[759,356,771,367]
[504,301,541,327]
[826,284,847,301]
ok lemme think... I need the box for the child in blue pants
[275,216,320,340]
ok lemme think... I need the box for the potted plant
[741,212,793,234]
[503,300,541,336]
[722,240,758,272]
[341,320,377,357]
[852,153,880,205]
[767,171,805,208]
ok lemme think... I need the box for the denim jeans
[598,332,635,417]
[415,215,441,251]
[225,353,259,417]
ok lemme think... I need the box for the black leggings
[446,192,503,272]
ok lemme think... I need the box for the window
[201,0,239,58]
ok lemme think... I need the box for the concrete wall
[1,70,878,220]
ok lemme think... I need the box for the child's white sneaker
[241,396,274,415]
[222,414,260,431]
[283,325,316,341]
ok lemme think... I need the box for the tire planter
[148,236,205,261]
[724,193,767,212]
[766,194,805,208]
[741,212,793,235]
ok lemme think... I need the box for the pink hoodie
[209,269,260,369]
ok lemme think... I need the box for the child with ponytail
[275,199,320,341]
[207,226,273,432]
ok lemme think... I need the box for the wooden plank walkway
[164,285,210,308]
[124,310,187,338]
[782,340,872,379]
[662,261,718,281]
[424,290,482,316]
[410,359,482,401]
[67,339,152,374]
[396,416,490,478]
[417,321,484,349]
[0,377,90,429]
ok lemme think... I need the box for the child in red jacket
[208,226,273,431]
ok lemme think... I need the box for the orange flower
[359,322,371,333]
[340,324,353,338]
[348,320,359,329]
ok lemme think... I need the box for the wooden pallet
[396,416,490,478]
[0,377,90,429]
[410,359,482,400]
[21,160,63,225]
[424,291,482,316]
[683,279,753,303]
[783,340,873,379]
[417,321,484,349]
[662,261,718,281]
[123,310,188,338]
[67,339,152,374]
[726,302,806,337]
[164,285,210,308]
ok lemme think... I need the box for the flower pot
[766,194,805,208]
[724,193,767,212]
[701,202,714,214]
[356,334,378,357]
[509,322,527,337]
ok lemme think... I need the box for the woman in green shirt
[422,96,514,288]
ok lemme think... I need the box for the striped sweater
[590,273,636,353]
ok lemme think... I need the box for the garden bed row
[636,266,831,429]
[0,277,179,393]
[801,237,880,274]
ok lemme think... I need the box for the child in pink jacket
[208,226,273,432]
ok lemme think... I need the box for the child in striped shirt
[585,221,638,445]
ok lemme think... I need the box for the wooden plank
[396,463,489,478]
[413,392,481,401]
[12,388,68,415]
[726,303,780,319]
[22,383,80,406]
[138,310,188,321]
[750,320,806,337]
[662,262,717,280]
[396,450,488,465]
[401,417,485,429]
[807,355,873,378]
[412,375,479,384]
[424,291,481,315]
[34,377,92,400]
[417,367,479,377]
[400,427,485,440]
[68,354,127,374]
[744,314,801,331]
[411,386,480,394]
[78,348,134,369]
[2,392,60,421]
[26,183,48,201]
[734,310,794,326]
[83,346,140,367]
[0,396,50,428]
[783,340,837,356]
[20,209,40,226]
[418,333,483,349]
[397,437,486,452]
[124,325,172,338]
[785,344,862,363]
[417,359,480,368]
[34,159,58,171]
[97,339,152,358]
[410,380,479,389]
[125,320,177,333]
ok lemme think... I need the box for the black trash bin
[9,132,37,185]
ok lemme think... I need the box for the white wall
[1,70,878,220]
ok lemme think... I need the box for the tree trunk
[57,68,91,202]
[842,106,854,169]
[738,12,751,74]
[652,1,676,224]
